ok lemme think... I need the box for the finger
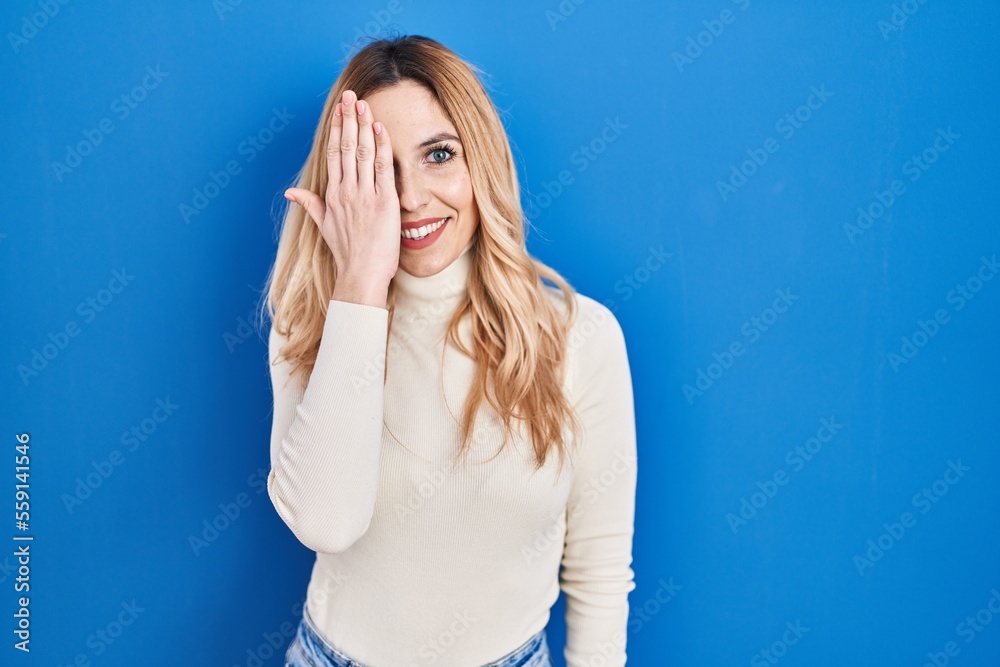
[340,89,358,186]
[373,121,395,199]
[356,98,375,188]
[326,100,343,187]
[284,188,325,229]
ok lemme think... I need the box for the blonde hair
[257,35,582,475]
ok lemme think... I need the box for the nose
[395,165,430,213]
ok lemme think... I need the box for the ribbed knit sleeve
[560,298,638,667]
[266,299,389,554]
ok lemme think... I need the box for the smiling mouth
[400,217,448,241]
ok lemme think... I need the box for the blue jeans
[285,607,553,667]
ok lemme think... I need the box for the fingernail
[357,100,366,115]
[284,191,295,202]
[334,103,342,117]
[373,121,381,135]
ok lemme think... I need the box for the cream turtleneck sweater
[266,240,637,667]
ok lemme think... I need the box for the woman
[261,35,637,667]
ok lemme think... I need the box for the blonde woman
[261,35,637,667]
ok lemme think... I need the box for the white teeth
[401,218,447,240]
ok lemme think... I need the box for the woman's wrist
[331,277,389,309]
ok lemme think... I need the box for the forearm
[267,299,389,553]
[561,295,638,666]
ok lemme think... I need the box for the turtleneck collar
[391,239,475,321]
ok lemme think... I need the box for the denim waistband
[298,607,548,667]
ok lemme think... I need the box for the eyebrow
[416,132,461,150]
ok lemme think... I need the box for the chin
[399,253,443,278]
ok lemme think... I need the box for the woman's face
[365,80,479,278]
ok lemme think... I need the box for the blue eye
[428,143,456,164]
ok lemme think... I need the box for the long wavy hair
[257,35,582,475]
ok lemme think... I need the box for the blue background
[3,0,998,665]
